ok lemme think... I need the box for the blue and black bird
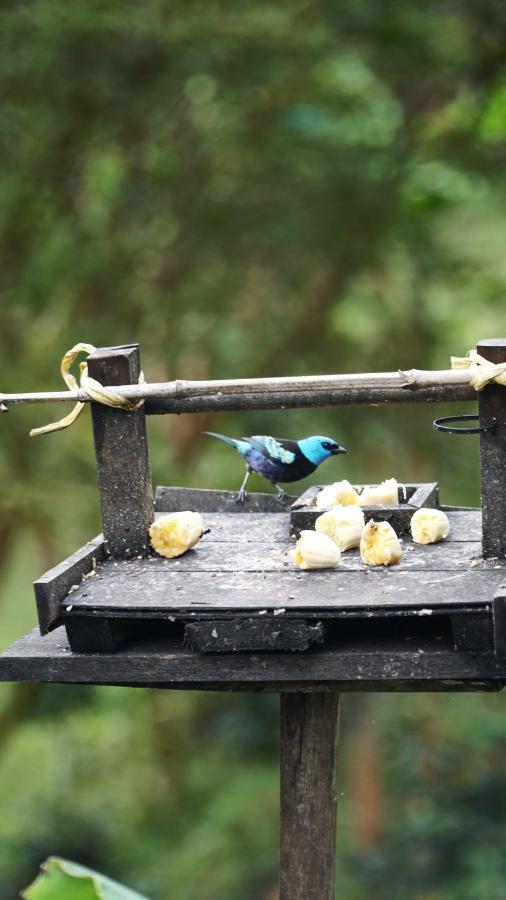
[204,432,348,501]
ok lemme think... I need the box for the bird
[204,432,348,501]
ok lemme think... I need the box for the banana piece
[315,479,361,509]
[359,478,398,506]
[360,519,402,566]
[410,508,450,544]
[315,505,365,551]
[290,530,341,570]
[149,511,205,558]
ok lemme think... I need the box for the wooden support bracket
[87,345,154,557]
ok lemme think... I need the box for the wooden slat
[63,567,502,614]
[145,383,475,413]
[153,505,482,542]
[0,368,475,413]
[32,508,485,634]
[0,627,505,690]
[34,535,105,634]
[155,486,296,513]
[66,539,485,575]
[184,619,324,653]
[185,512,289,543]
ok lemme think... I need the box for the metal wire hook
[432,414,497,435]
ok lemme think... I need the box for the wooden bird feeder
[2,338,506,900]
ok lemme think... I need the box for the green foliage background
[2,1,506,897]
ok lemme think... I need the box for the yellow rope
[30,343,144,437]
[451,349,506,392]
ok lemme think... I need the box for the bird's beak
[332,445,347,455]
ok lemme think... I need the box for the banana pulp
[315,479,361,509]
[290,530,341,569]
[410,508,450,544]
[315,505,365,551]
[359,478,398,506]
[149,511,205,558]
[360,519,402,566]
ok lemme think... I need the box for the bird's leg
[274,484,288,502]
[237,466,252,503]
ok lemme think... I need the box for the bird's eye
[322,441,332,450]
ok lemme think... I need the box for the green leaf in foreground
[22,857,151,900]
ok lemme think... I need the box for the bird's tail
[203,432,250,456]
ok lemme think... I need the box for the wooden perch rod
[0,369,475,414]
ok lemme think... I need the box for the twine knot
[30,343,144,437]
[451,349,506,392]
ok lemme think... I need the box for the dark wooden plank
[32,507,485,634]
[184,619,324,653]
[451,613,494,652]
[205,509,482,543]
[34,535,105,634]
[154,489,481,541]
[64,563,503,614]
[1,627,505,690]
[157,511,290,543]
[155,486,296,513]
[280,692,339,900]
[66,539,485,575]
[158,508,481,542]
[477,339,506,558]
[88,345,153,557]
[64,617,135,653]
[443,510,481,541]
[145,383,475,414]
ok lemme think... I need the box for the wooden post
[280,692,340,900]
[87,345,153,557]
[477,339,506,559]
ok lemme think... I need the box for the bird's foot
[275,486,288,502]
[237,488,249,503]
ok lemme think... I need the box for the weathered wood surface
[155,489,482,539]
[1,626,505,690]
[154,497,482,540]
[451,612,494,653]
[291,482,439,536]
[145,383,474,413]
[478,339,506,558]
[280,692,339,900]
[184,619,324,653]
[34,535,105,634]
[62,539,488,577]
[88,345,153,557]
[33,508,488,642]
[61,559,502,615]
[0,368,475,413]
[155,486,296,513]
[64,617,134,654]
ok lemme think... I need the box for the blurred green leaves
[23,857,150,900]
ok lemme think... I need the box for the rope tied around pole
[451,349,506,392]
[29,343,145,437]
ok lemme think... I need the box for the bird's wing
[245,435,297,464]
